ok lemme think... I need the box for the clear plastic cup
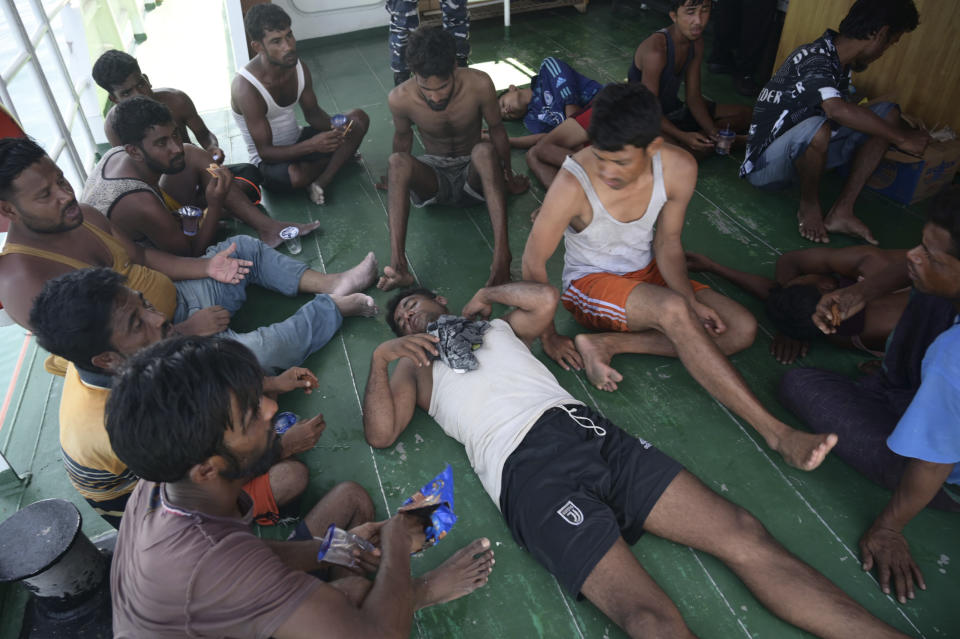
[715,128,735,155]
[178,206,203,236]
[330,114,349,131]
[279,226,301,255]
[315,524,376,569]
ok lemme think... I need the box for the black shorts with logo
[499,404,683,597]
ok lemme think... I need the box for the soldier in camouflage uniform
[387,0,470,85]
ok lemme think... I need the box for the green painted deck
[1,2,959,637]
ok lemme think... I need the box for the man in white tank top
[230,4,369,205]
[362,280,912,639]
[523,83,837,472]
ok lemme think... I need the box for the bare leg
[298,251,379,295]
[466,142,511,287]
[302,480,376,534]
[644,471,911,639]
[377,152,439,291]
[525,118,589,188]
[266,459,308,506]
[823,108,902,246]
[795,121,831,243]
[413,538,495,610]
[287,110,371,201]
[575,284,835,470]
[329,292,378,318]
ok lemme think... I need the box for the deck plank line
[553,579,587,639]
[688,549,754,638]
[15,374,56,511]
[695,187,784,256]
[1,340,38,454]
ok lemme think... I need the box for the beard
[24,199,83,234]
[218,432,283,480]
[425,98,450,111]
[142,150,185,175]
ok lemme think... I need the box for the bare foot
[330,292,378,318]
[330,251,378,295]
[772,429,838,471]
[377,265,416,291]
[308,182,325,205]
[797,202,829,243]
[824,212,878,245]
[414,538,494,610]
[574,334,624,392]
[529,206,541,223]
[260,220,322,249]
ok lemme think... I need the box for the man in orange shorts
[523,83,838,471]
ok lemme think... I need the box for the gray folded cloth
[427,314,491,373]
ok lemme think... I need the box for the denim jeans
[173,235,342,372]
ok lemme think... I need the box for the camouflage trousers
[387,0,470,73]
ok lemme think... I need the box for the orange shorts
[242,473,281,526]
[561,261,708,332]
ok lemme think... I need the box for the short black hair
[245,3,291,42]
[0,137,46,199]
[91,49,141,94]
[838,0,919,40]
[386,287,436,336]
[406,27,456,79]
[113,96,174,146]
[670,0,706,12]
[765,284,823,341]
[30,268,126,374]
[927,185,960,257]
[589,83,662,151]
[106,336,264,483]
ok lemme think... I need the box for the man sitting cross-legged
[29,267,327,529]
[231,3,369,204]
[377,26,529,292]
[739,0,928,244]
[93,49,227,164]
[366,280,912,639]
[82,97,318,256]
[628,0,752,156]
[522,83,834,470]
[685,245,909,364]
[0,137,377,374]
[106,336,494,639]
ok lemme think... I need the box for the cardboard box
[866,138,960,205]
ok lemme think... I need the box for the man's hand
[269,367,319,395]
[174,306,230,336]
[374,334,439,368]
[310,129,345,154]
[280,413,326,457]
[812,288,865,335]
[860,525,926,603]
[682,131,715,153]
[770,333,809,364]
[691,300,726,335]
[503,169,530,195]
[542,328,583,371]
[896,129,931,158]
[461,291,492,320]
[205,242,253,284]
[347,520,386,572]
[204,164,233,211]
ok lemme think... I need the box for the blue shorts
[746,101,897,190]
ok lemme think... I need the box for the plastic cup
[316,524,376,569]
[330,114,349,131]
[178,206,203,236]
[272,411,298,434]
[279,226,301,255]
[715,129,735,155]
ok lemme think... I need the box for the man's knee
[727,303,758,351]
[807,120,832,154]
[219,233,263,261]
[621,607,689,639]
[269,459,309,505]
[656,291,699,333]
[346,109,370,133]
[328,480,375,522]
[470,141,498,166]
[881,103,901,124]
[388,152,416,181]
[721,506,778,566]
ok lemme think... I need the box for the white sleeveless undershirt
[232,61,305,165]
[560,152,667,291]
[428,319,579,505]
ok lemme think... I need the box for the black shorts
[259,127,333,192]
[499,404,683,597]
[666,100,718,132]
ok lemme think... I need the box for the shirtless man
[0,137,379,374]
[231,3,369,204]
[107,335,494,639]
[629,0,752,156]
[377,26,529,292]
[82,97,319,256]
[367,280,912,639]
[93,49,226,163]
[686,246,909,363]
[522,83,836,471]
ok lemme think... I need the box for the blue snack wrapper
[398,464,457,547]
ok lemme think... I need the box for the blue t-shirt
[887,318,960,485]
[523,57,601,134]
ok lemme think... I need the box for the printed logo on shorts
[557,500,584,526]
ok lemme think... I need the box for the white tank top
[232,61,305,165]
[428,319,579,505]
[560,152,667,291]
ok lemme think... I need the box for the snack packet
[397,464,457,548]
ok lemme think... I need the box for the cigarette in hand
[343,120,354,136]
